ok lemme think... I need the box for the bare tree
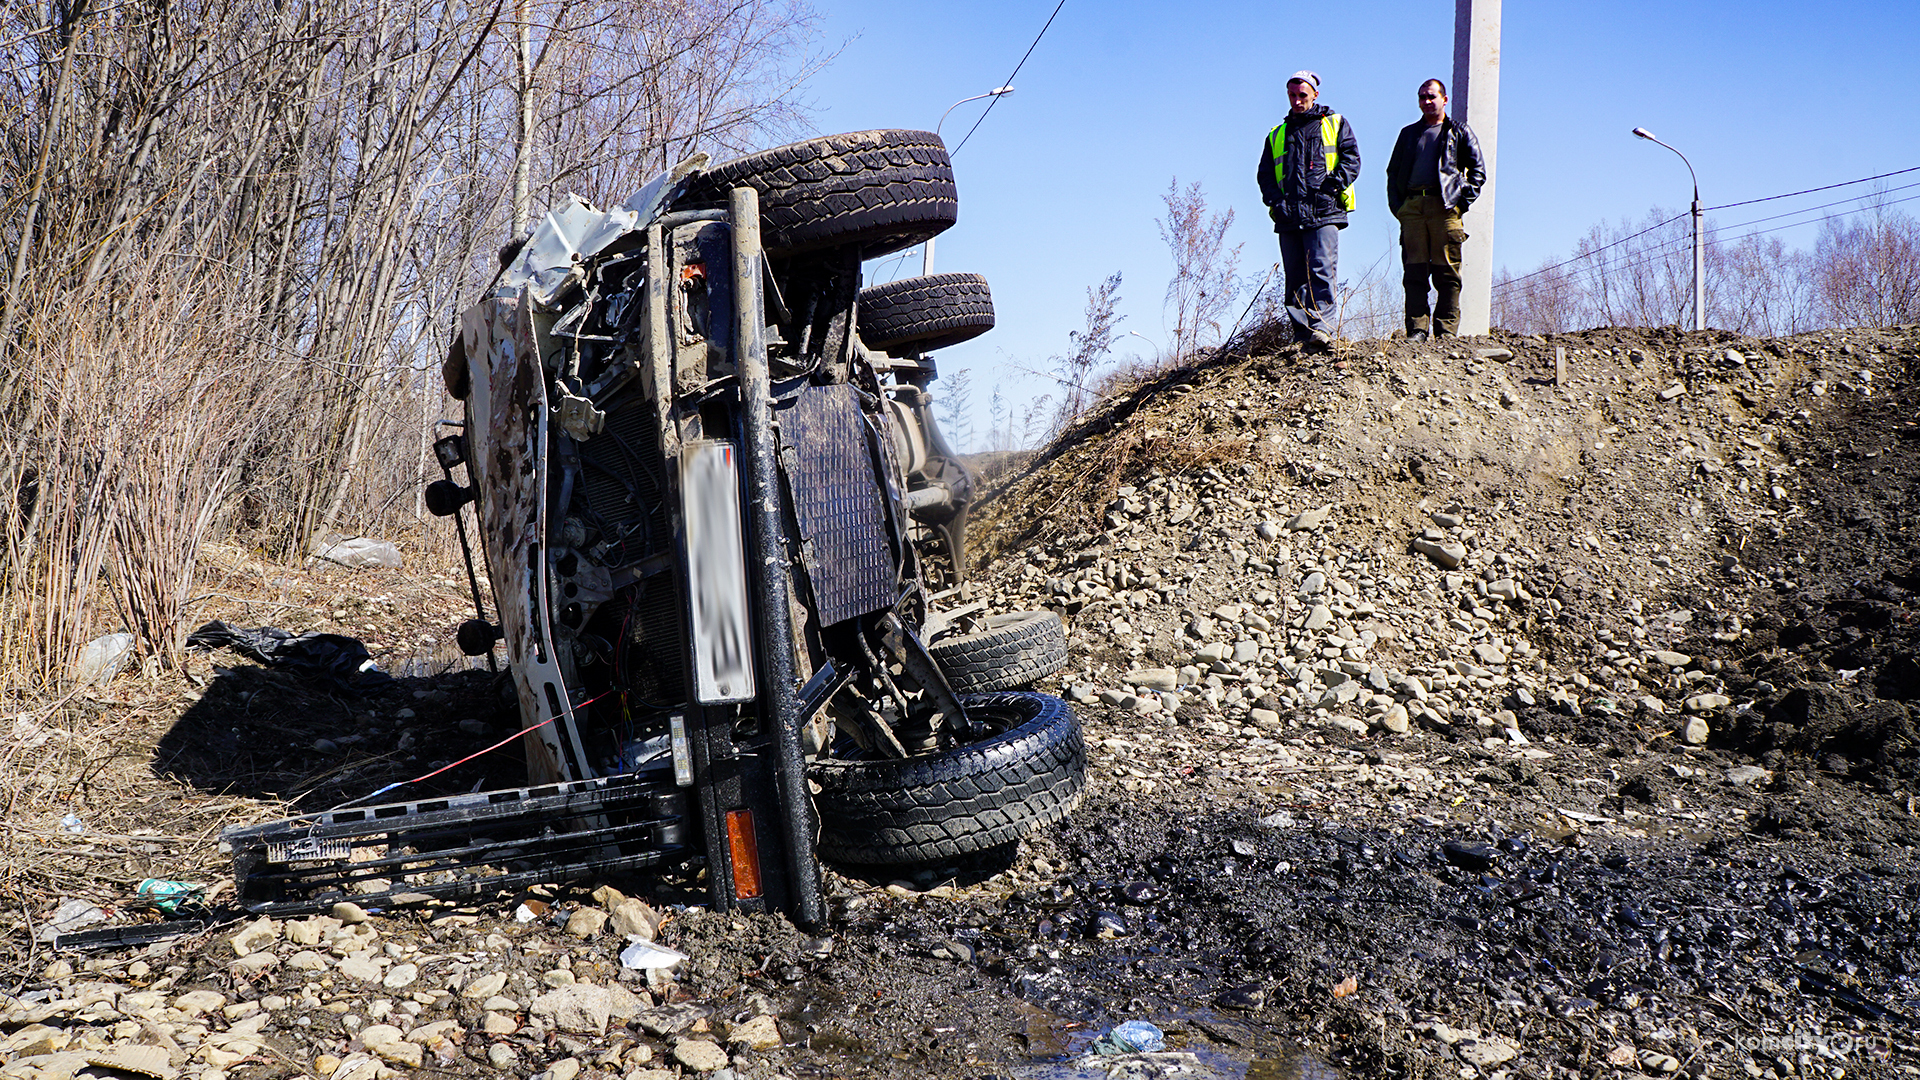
[1157,179,1242,362]
[1053,272,1123,430]
[0,0,830,690]
[1810,203,1920,328]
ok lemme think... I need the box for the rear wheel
[929,611,1068,693]
[680,129,957,258]
[809,691,1084,865]
[857,273,995,354]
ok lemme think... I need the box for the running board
[220,772,692,916]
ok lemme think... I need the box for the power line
[1494,189,1920,297]
[1493,164,1920,295]
[950,0,1066,157]
[1704,164,1920,212]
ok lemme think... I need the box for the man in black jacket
[1384,79,1485,340]
[1257,70,1360,352]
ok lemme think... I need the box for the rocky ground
[2,322,1916,1080]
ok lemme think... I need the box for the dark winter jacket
[1384,115,1485,214]
[1256,104,1361,231]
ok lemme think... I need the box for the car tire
[929,611,1068,693]
[810,691,1084,865]
[857,273,995,354]
[681,129,956,258]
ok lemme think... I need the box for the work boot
[1407,329,1430,343]
[1305,331,1334,354]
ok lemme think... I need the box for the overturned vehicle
[223,131,1082,926]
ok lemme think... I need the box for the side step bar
[220,772,691,916]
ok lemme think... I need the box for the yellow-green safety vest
[1268,113,1356,213]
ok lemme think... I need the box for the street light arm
[1632,127,1698,200]
[936,86,1016,137]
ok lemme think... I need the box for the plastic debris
[37,899,108,942]
[1090,1020,1166,1055]
[137,878,207,914]
[71,632,136,686]
[186,621,390,690]
[620,939,689,970]
[310,531,403,569]
[60,812,84,834]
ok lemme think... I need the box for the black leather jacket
[1256,105,1361,231]
[1385,115,1485,214]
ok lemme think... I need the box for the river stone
[331,902,369,924]
[1681,716,1710,745]
[1684,693,1730,713]
[1126,668,1178,693]
[531,985,614,1035]
[1647,650,1691,669]
[728,1014,783,1051]
[463,972,509,999]
[173,990,227,1015]
[336,956,383,983]
[673,1039,730,1073]
[1412,537,1466,569]
[381,963,418,989]
[1302,605,1332,632]
[545,1058,582,1080]
[610,899,661,940]
[483,1011,518,1034]
[228,917,279,957]
[565,907,608,938]
[1727,765,1770,786]
[1380,704,1410,733]
[1329,715,1369,736]
[368,1038,420,1070]
[488,1044,519,1068]
[1287,506,1331,531]
[287,916,341,947]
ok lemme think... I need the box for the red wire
[386,687,616,790]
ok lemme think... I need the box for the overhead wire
[1494,164,1920,295]
[949,0,1066,158]
[1494,188,1920,304]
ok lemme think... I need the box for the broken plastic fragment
[620,939,689,970]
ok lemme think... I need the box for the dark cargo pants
[1396,193,1466,336]
[1277,224,1339,341]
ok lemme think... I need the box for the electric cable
[1494,162,1919,294]
[949,0,1066,157]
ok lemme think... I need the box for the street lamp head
[1632,127,1656,141]
[990,85,1015,96]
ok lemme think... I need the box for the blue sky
[798,0,1917,448]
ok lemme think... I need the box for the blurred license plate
[681,440,756,704]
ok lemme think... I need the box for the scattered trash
[71,632,136,686]
[37,899,108,942]
[136,878,207,914]
[1089,1020,1165,1055]
[619,939,689,971]
[310,530,403,569]
[186,621,390,690]
[60,812,84,834]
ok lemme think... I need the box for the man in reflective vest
[1384,78,1485,340]
[1256,70,1361,353]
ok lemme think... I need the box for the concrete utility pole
[1452,0,1500,336]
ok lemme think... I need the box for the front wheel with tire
[929,610,1069,693]
[809,691,1085,865]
